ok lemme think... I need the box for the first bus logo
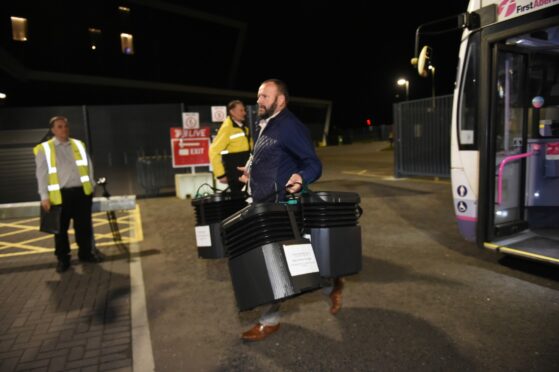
[498,0,516,17]
[499,0,558,18]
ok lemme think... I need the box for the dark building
[0,1,331,203]
[0,0,252,105]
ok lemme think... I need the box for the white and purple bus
[416,0,559,264]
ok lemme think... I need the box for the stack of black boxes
[221,203,322,311]
[221,191,362,311]
[299,191,362,278]
[191,193,247,258]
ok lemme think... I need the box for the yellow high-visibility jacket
[33,138,93,205]
[209,117,252,179]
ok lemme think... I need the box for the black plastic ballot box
[299,191,362,278]
[222,203,322,311]
[191,192,247,258]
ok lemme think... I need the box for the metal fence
[136,156,176,197]
[0,102,328,203]
[393,95,452,178]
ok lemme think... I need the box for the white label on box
[283,243,319,277]
[195,225,212,247]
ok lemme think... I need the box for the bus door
[490,46,529,238]
[486,27,559,264]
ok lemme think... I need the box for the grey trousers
[258,281,337,326]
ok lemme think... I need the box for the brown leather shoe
[329,278,344,315]
[241,323,280,342]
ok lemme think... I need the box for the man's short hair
[262,79,289,103]
[49,116,68,128]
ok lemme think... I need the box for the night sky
[1,1,471,128]
[177,1,471,127]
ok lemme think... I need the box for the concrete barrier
[175,173,214,199]
[0,195,136,219]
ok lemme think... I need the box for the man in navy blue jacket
[239,79,343,342]
[249,79,322,201]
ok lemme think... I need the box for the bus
[413,0,559,264]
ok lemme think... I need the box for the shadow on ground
[218,307,476,371]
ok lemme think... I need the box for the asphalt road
[138,142,559,371]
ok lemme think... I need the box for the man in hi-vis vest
[34,116,102,273]
[209,100,252,196]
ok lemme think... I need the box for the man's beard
[258,98,278,119]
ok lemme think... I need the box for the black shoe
[79,252,104,263]
[56,260,70,273]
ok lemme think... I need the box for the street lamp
[428,65,436,108]
[397,78,409,101]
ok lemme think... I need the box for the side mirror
[411,45,432,78]
[417,46,432,77]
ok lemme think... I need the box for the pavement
[0,209,138,372]
[1,142,559,372]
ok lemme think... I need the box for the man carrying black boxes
[235,79,344,342]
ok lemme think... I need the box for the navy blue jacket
[250,109,322,202]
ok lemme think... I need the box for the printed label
[195,225,211,247]
[283,243,319,277]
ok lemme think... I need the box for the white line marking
[129,206,155,372]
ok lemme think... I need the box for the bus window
[522,28,559,138]
[494,52,525,156]
[458,33,480,148]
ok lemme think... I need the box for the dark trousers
[54,187,93,262]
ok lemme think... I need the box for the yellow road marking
[15,234,54,246]
[0,250,52,258]
[0,206,143,258]
[0,242,52,251]
[0,216,41,225]
[342,170,450,184]
[133,205,144,241]
[0,226,38,237]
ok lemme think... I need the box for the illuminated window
[11,16,28,42]
[88,28,101,50]
[120,33,134,55]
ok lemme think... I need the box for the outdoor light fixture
[397,78,410,101]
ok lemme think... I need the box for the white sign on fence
[182,112,200,129]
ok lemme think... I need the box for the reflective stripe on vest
[40,139,93,205]
[229,132,245,140]
[42,141,62,205]
[70,139,93,196]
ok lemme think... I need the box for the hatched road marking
[0,205,144,258]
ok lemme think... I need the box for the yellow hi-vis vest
[209,117,252,178]
[33,138,93,205]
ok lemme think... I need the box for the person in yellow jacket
[209,100,252,196]
[34,116,102,273]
